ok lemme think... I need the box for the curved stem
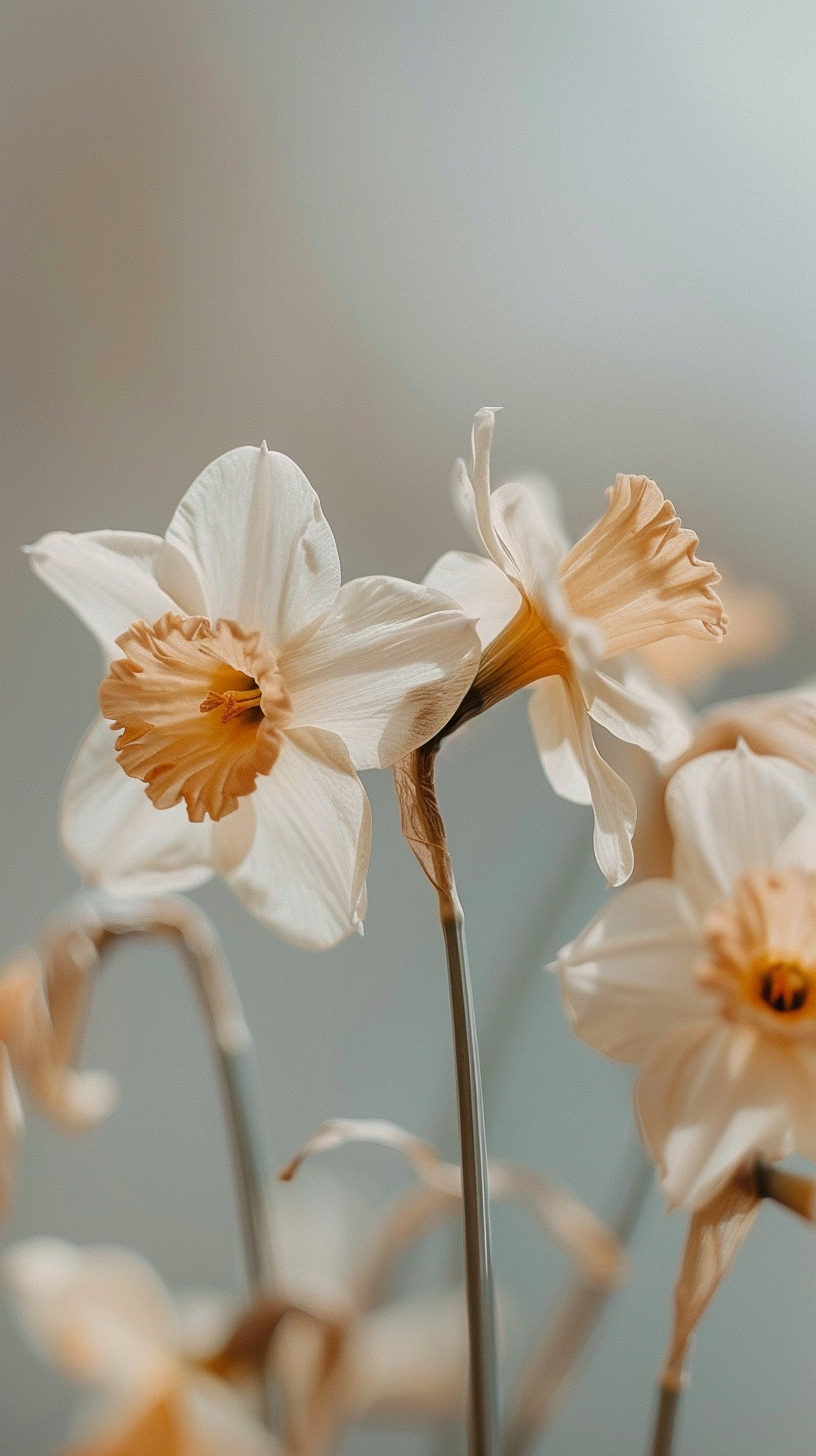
[45,891,275,1295]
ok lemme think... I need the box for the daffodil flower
[557,744,816,1210]
[426,410,726,884]
[2,1239,281,1455]
[29,445,480,948]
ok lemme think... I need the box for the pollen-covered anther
[700,866,816,1033]
[99,612,292,823]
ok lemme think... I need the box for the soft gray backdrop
[1,2,815,1451]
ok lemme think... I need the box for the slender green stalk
[439,886,501,1456]
[648,1383,682,1456]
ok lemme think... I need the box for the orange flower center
[699,868,816,1035]
[99,613,292,823]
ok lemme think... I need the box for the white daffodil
[426,410,726,884]
[2,1238,281,1456]
[557,744,816,1210]
[29,445,480,948]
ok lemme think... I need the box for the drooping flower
[425,410,726,884]
[29,445,481,948]
[0,944,114,1216]
[557,744,816,1210]
[2,1238,281,1456]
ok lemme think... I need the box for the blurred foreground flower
[3,1239,281,1455]
[0,942,114,1216]
[29,444,480,948]
[426,410,725,884]
[558,745,816,1209]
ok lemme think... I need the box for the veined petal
[557,880,710,1063]
[528,676,592,805]
[226,727,371,950]
[424,551,521,651]
[61,718,215,897]
[489,479,568,606]
[2,1240,178,1391]
[26,532,195,661]
[587,662,693,765]
[636,1024,798,1210]
[667,745,816,917]
[560,678,637,886]
[284,577,480,768]
[165,445,341,648]
[460,408,518,576]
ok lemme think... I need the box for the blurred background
[1,1,815,1450]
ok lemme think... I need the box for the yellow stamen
[200,686,263,722]
[699,868,816,1034]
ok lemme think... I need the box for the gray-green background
[1,2,815,1450]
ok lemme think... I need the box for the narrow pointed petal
[463,407,517,574]
[667,745,816,916]
[557,880,710,1062]
[424,551,521,651]
[226,728,371,949]
[26,531,198,660]
[588,662,693,765]
[165,445,341,647]
[61,718,215,897]
[528,676,592,805]
[284,577,480,768]
[636,1024,797,1210]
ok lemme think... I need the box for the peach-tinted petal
[343,1291,468,1421]
[164,445,341,648]
[639,576,789,696]
[686,688,816,774]
[559,474,726,656]
[635,1023,797,1210]
[61,717,215,898]
[283,576,480,768]
[667,745,816,917]
[0,1045,23,1214]
[226,728,371,949]
[423,551,521,652]
[557,879,710,1063]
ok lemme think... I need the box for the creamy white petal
[2,1240,178,1390]
[588,662,693,765]
[489,479,567,604]
[165,445,341,648]
[667,745,816,917]
[26,531,187,660]
[424,551,521,651]
[773,807,816,873]
[557,880,710,1063]
[61,718,215,897]
[461,408,518,576]
[344,1291,467,1420]
[226,727,371,950]
[284,576,480,768]
[185,1373,282,1455]
[636,1024,797,1211]
[528,676,592,805]
[562,678,637,886]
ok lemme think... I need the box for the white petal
[185,1372,283,1455]
[557,880,710,1063]
[269,1168,371,1310]
[773,807,816,873]
[424,551,521,651]
[489,479,567,601]
[26,531,196,660]
[588,662,693,765]
[226,728,371,950]
[459,408,518,575]
[284,576,480,768]
[636,1024,797,1211]
[667,744,816,916]
[61,718,215,897]
[528,676,592,805]
[2,1240,178,1391]
[343,1291,468,1421]
[165,445,341,647]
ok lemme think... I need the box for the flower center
[99,612,292,823]
[699,868,816,1035]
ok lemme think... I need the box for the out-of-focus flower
[2,1238,281,1455]
[639,574,789,698]
[29,445,480,949]
[426,410,725,884]
[0,944,114,1216]
[557,744,816,1210]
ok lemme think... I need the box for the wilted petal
[557,880,710,1063]
[667,745,816,917]
[61,717,215,897]
[636,1024,798,1210]
[284,577,480,768]
[424,551,521,652]
[165,445,341,648]
[2,1240,178,1391]
[226,728,371,950]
